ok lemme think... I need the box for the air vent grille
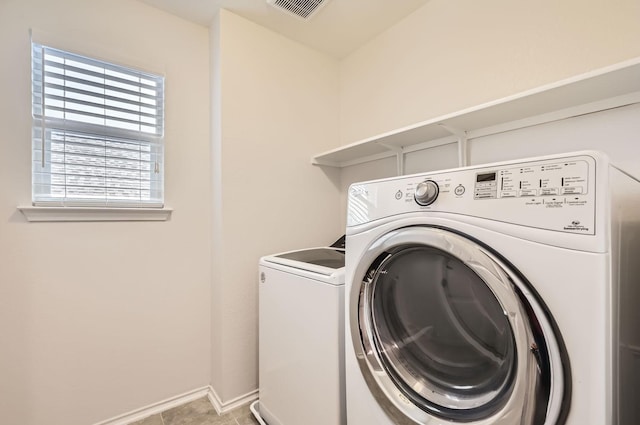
[267,0,330,20]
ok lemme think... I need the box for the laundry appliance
[344,151,640,425]
[257,245,346,425]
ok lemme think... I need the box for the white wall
[339,0,640,145]
[0,1,211,424]
[210,10,342,403]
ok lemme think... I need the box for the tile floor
[131,397,260,425]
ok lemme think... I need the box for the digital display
[476,172,496,182]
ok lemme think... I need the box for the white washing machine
[344,151,640,425]
[257,246,346,425]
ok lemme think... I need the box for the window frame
[25,42,171,221]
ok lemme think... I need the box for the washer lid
[263,247,345,276]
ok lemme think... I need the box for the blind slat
[37,172,152,183]
[43,94,160,120]
[43,71,162,102]
[43,59,160,90]
[44,104,161,129]
[41,82,162,113]
[39,118,162,145]
[40,45,160,83]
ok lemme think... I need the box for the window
[31,43,165,207]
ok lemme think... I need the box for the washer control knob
[414,180,439,206]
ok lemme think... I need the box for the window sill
[17,206,173,222]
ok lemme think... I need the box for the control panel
[473,160,588,200]
[347,153,598,235]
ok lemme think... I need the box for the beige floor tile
[130,413,164,425]
[235,413,260,425]
[229,404,252,419]
[135,396,261,425]
[162,397,229,425]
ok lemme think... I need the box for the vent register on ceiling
[267,0,330,20]
[31,44,164,207]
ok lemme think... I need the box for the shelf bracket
[377,143,405,175]
[438,123,468,167]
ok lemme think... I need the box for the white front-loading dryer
[344,151,640,425]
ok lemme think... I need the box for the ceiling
[138,0,430,58]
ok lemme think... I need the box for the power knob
[414,180,439,206]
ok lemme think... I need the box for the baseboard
[93,385,259,425]
[93,386,210,425]
[207,385,259,415]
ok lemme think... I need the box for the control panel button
[414,180,439,206]
[540,188,559,196]
[562,187,583,195]
[500,191,517,198]
[454,185,465,196]
[519,189,537,197]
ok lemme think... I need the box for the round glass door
[351,226,567,425]
[369,245,515,419]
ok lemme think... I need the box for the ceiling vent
[266,0,331,20]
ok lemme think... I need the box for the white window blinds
[31,43,165,207]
